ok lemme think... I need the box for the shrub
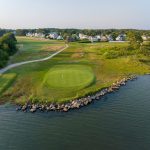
[103,50,119,59]
[135,43,150,56]
[78,39,91,43]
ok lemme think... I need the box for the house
[142,35,150,41]
[26,32,34,37]
[34,33,45,38]
[116,34,126,41]
[79,33,89,40]
[95,35,101,40]
[66,36,75,42]
[57,35,63,40]
[49,32,59,39]
[106,35,114,41]
[79,33,100,42]
[26,32,45,38]
[100,35,108,42]
[89,36,99,43]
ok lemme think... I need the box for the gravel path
[0,44,68,74]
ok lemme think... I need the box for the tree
[0,33,18,68]
[141,41,150,56]
[16,29,28,36]
[127,31,143,49]
[0,49,8,68]
[0,32,17,55]
[111,32,118,41]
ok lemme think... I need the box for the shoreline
[16,75,141,113]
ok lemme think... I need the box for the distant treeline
[0,33,17,68]
[0,28,150,36]
[0,28,150,37]
[0,29,14,37]
[15,28,150,37]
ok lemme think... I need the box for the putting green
[43,65,95,89]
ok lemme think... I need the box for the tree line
[15,28,150,37]
[0,29,13,37]
[0,33,17,68]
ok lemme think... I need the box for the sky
[0,0,150,29]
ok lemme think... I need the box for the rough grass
[0,38,150,104]
[0,73,17,95]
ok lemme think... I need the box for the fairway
[44,65,95,89]
[9,37,65,63]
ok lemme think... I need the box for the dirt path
[0,44,68,74]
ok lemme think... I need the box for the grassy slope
[9,36,65,63]
[0,38,150,104]
[0,73,16,93]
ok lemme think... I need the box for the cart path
[0,44,69,74]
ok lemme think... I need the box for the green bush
[103,50,119,59]
[78,39,91,43]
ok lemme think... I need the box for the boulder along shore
[16,75,138,113]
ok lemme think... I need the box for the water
[0,76,150,150]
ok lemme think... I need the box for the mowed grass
[43,65,95,89]
[9,36,65,63]
[0,73,17,95]
[0,38,150,104]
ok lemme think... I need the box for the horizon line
[1,27,150,31]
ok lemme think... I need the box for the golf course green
[43,65,95,89]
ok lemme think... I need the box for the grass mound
[43,65,95,90]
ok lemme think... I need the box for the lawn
[9,36,65,63]
[0,38,150,104]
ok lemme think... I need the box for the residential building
[142,35,150,41]
[79,33,89,40]
[100,35,108,42]
[49,32,59,39]
[116,34,126,41]
[57,35,64,40]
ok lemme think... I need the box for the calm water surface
[0,76,150,150]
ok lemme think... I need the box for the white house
[89,36,99,42]
[34,33,45,38]
[49,32,59,39]
[79,33,89,40]
[57,35,63,40]
[26,32,34,37]
[142,35,150,41]
[116,34,126,41]
[95,35,101,40]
